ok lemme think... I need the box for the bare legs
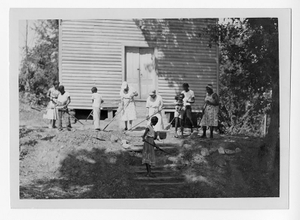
[201,126,214,138]
[145,163,155,177]
[124,120,133,130]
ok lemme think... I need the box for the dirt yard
[19,101,279,199]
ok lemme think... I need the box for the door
[125,47,140,95]
[125,47,156,99]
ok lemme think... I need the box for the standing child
[142,116,159,177]
[181,83,195,135]
[174,93,184,138]
[91,87,104,131]
[45,81,60,128]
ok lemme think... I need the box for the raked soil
[19,102,279,199]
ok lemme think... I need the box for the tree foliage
[19,20,59,105]
[205,18,278,136]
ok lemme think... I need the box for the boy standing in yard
[181,83,195,136]
[91,87,104,131]
[57,85,72,131]
[174,93,184,138]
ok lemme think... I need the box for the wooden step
[142,182,185,186]
[134,176,185,181]
[132,169,176,174]
[126,145,179,152]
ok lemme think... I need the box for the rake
[126,107,165,132]
[164,117,176,130]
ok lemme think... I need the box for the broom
[102,100,131,131]
[165,117,176,130]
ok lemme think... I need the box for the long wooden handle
[143,139,168,154]
[127,107,164,132]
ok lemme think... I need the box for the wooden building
[59,19,219,115]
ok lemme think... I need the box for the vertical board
[125,47,140,97]
[139,48,156,99]
[60,19,218,109]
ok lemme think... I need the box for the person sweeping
[142,116,159,178]
[146,90,164,131]
[91,87,104,131]
[56,85,72,131]
[119,81,138,131]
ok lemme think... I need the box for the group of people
[44,80,219,177]
[120,82,219,177]
[119,81,219,138]
[44,81,71,131]
[45,80,219,137]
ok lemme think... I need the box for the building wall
[59,19,218,110]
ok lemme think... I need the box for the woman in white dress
[146,90,164,131]
[44,81,60,128]
[120,81,138,130]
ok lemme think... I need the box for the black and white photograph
[8,7,294,213]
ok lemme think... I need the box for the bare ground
[19,101,279,199]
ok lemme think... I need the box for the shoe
[95,128,101,131]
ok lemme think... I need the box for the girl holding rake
[142,116,159,178]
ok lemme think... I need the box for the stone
[209,146,218,153]
[215,157,227,167]
[134,153,142,158]
[218,147,225,154]
[192,154,207,164]
[183,160,190,166]
[177,153,184,158]
[110,135,118,143]
[122,143,131,149]
[167,156,178,163]
[235,148,242,153]
[121,139,128,145]
[182,144,192,149]
[108,157,117,164]
[188,132,198,139]
[225,149,236,154]
[201,148,210,156]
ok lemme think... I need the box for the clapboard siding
[60,19,218,109]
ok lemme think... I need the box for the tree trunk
[265,81,279,171]
[261,80,279,196]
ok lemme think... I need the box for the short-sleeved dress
[142,125,156,166]
[146,95,164,131]
[120,86,137,121]
[44,87,60,120]
[174,99,184,119]
[200,93,219,126]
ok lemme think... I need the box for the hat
[149,90,156,96]
[121,81,128,89]
[206,84,213,90]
